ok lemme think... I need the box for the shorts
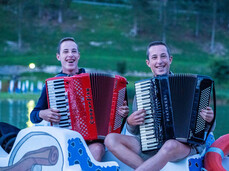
[189,143,205,156]
[135,136,206,161]
[86,139,104,146]
[139,149,158,161]
[172,143,205,162]
[135,136,158,160]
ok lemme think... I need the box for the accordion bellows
[46,73,127,141]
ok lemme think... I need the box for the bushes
[117,61,127,74]
[210,58,229,83]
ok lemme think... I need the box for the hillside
[0,2,229,102]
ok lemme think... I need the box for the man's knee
[89,143,105,154]
[104,133,118,150]
[161,139,180,154]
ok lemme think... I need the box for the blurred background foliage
[0,0,229,102]
[0,0,229,138]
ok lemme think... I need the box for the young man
[104,41,214,171]
[30,37,129,161]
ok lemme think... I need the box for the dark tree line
[0,0,72,49]
[129,0,229,53]
[1,0,229,53]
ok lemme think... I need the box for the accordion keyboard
[135,79,158,151]
[46,78,72,129]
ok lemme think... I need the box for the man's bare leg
[88,142,105,161]
[105,133,144,169]
[136,139,191,171]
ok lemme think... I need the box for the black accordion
[135,74,216,152]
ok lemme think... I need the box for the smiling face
[56,40,80,75]
[146,44,172,76]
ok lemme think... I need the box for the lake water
[0,99,228,139]
[0,99,35,128]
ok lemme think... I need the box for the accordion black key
[135,74,216,152]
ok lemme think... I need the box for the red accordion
[46,73,127,141]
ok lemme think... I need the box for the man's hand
[127,109,146,126]
[200,106,214,123]
[118,101,129,118]
[39,108,61,123]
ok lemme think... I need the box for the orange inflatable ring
[204,134,229,171]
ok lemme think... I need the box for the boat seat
[0,122,20,153]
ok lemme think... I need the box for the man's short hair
[146,41,171,59]
[57,37,77,54]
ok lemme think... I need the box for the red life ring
[204,134,229,171]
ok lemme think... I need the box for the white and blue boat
[0,124,228,171]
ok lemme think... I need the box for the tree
[161,0,167,42]
[17,0,23,49]
[6,0,27,50]
[40,0,72,23]
[210,0,217,53]
[217,1,229,28]
[129,0,151,36]
[58,0,64,23]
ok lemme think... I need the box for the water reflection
[0,99,35,129]
[0,99,228,139]
[26,100,35,127]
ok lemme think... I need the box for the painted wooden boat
[0,126,228,171]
